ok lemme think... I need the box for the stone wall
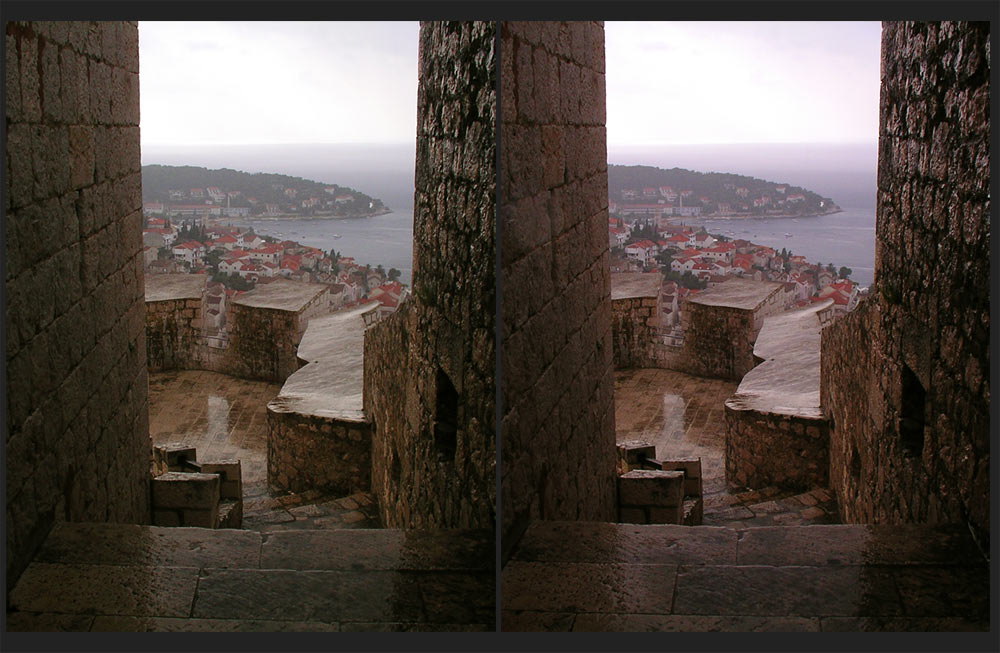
[5,21,150,591]
[611,295,660,368]
[681,285,784,381]
[725,411,830,491]
[821,22,990,549]
[145,296,203,371]
[145,277,327,383]
[267,411,371,496]
[500,21,618,558]
[363,21,496,531]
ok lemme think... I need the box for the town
[609,213,862,342]
[142,213,408,339]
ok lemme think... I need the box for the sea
[142,142,880,289]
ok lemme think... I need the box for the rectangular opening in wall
[899,363,926,457]
[433,368,458,462]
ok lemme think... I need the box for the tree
[838,266,853,279]
[203,249,223,273]
[388,267,401,282]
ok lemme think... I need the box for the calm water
[225,210,415,285]
[679,207,877,288]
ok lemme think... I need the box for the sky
[138,21,419,146]
[605,22,882,146]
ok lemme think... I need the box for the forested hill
[141,165,387,216]
[609,164,837,216]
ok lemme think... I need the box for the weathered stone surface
[260,528,493,571]
[511,521,737,566]
[5,21,149,593]
[571,614,821,632]
[736,523,986,567]
[364,21,496,532]
[501,21,617,560]
[10,562,199,617]
[192,568,425,622]
[672,565,903,617]
[618,469,684,502]
[820,22,990,550]
[33,522,261,569]
[502,561,676,614]
[89,616,340,632]
[5,612,97,632]
[151,472,220,509]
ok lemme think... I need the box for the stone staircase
[7,522,494,631]
[501,521,988,631]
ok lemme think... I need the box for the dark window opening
[850,445,862,484]
[433,368,459,462]
[899,364,926,457]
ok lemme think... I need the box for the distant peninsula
[141,165,390,220]
[609,164,839,219]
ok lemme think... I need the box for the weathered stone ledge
[266,304,377,494]
[724,301,833,491]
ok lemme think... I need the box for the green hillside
[141,165,387,217]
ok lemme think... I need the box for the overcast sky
[138,21,419,146]
[605,22,882,146]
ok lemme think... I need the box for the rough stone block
[152,509,181,527]
[181,508,218,528]
[151,472,219,510]
[648,505,683,525]
[617,441,656,471]
[216,499,242,529]
[619,507,648,524]
[200,460,242,500]
[618,470,684,507]
[153,443,197,473]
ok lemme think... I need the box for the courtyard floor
[614,368,839,527]
[148,370,379,531]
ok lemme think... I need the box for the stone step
[502,521,988,632]
[8,522,494,632]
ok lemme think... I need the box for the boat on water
[332,234,342,239]
[784,233,793,237]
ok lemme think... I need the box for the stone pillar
[363,21,496,530]
[500,22,618,559]
[6,21,149,592]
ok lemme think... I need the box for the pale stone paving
[614,368,840,527]
[148,370,379,531]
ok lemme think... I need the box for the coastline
[658,207,843,222]
[209,208,395,225]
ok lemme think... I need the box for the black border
[2,0,998,652]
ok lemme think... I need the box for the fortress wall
[821,22,990,547]
[500,21,618,558]
[5,21,150,591]
[364,21,496,530]
[145,296,204,371]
